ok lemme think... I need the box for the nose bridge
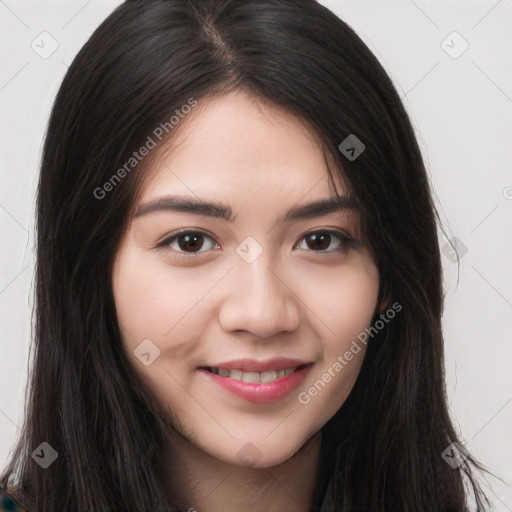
[218,248,301,337]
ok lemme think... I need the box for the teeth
[260,370,277,383]
[230,369,243,380]
[242,371,260,383]
[209,367,299,383]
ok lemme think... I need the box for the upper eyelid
[158,228,218,246]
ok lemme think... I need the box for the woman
[0,0,490,510]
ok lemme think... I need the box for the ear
[377,288,391,314]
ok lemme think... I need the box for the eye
[295,229,355,253]
[156,228,356,257]
[157,230,220,256]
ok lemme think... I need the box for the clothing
[0,484,27,511]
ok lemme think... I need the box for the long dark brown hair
[1,0,490,510]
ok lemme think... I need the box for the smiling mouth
[201,365,310,384]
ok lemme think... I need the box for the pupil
[179,234,203,252]
[308,233,329,250]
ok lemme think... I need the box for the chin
[216,431,319,469]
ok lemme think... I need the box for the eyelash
[156,228,357,257]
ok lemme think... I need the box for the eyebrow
[134,194,359,223]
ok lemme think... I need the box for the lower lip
[200,366,312,403]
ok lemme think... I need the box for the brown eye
[177,233,205,252]
[159,231,219,255]
[305,232,331,251]
[296,230,353,253]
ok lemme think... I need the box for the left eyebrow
[283,196,359,222]
[134,194,359,223]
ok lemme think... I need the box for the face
[112,91,379,468]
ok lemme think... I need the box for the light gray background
[1,1,511,509]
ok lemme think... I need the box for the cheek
[111,249,212,365]
[296,257,378,410]
[330,268,379,349]
[295,254,380,343]
[112,254,211,417]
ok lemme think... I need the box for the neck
[158,429,323,512]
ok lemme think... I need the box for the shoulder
[0,484,28,512]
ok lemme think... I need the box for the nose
[218,256,301,338]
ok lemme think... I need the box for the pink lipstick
[199,358,313,403]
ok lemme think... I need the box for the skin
[111,91,380,511]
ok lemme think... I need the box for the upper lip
[200,358,313,372]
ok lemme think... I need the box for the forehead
[136,91,347,206]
